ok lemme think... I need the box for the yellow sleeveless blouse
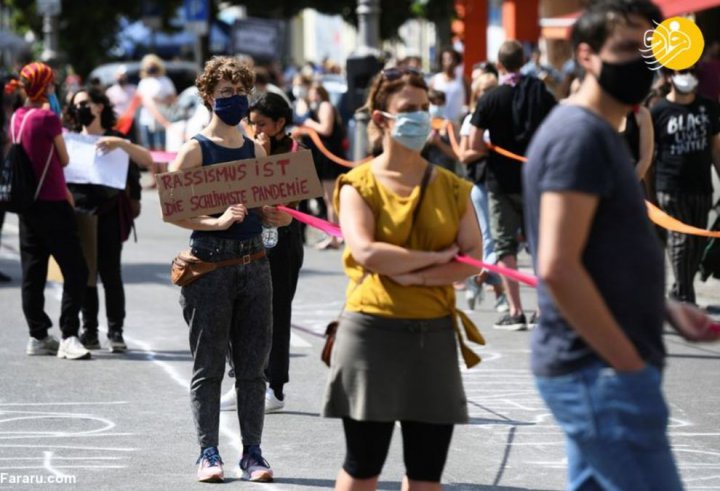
[334,163,485,367]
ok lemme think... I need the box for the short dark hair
[249,92,293,130]
[571,0,662,52]
[439,48,462,67]
[428,89,446,105]
[498,41,524,72]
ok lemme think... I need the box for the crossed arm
[338,183,483,285]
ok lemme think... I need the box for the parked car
[88,61,199,92]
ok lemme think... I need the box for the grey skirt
[322,312,468,424]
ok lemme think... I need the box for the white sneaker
[56,336,91,360]
[464,277,484,310]
[220,387,236,411]
[264,388,285,413]
[495,293,510,313]
[26,335,60,356]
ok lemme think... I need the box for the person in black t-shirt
[652,65,720,304]
[469,40,556,330]
[524,3,720,488]
[65,87,151,353]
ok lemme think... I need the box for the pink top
[12,107,66,201]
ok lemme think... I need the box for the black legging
[264,221,304,394]
[342,417,454,482]
[81,200,125,334]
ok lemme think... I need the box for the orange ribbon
[646,201,720,238]
[439,117,718,239]
[292,127,371,168]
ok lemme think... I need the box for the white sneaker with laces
[57,336,91,360]
[26,335,60,356]
[220,387,236,411]
[264,388,285,413]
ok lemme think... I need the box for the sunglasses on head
[381,67,423,81]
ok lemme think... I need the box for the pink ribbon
[277,205,539,287]
[709,323,720,334]
[453,255,538,288]
[277,205,343,238]
[150,151,177,163]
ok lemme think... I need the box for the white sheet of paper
[64,133,129,189]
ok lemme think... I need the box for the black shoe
[493,313,527,331]
[107,331,127,353]
[79,330,101,350]
[0,270,10,283]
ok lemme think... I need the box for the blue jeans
[535,362,683,491]
[470,183,500,286]
[140,124,166,151]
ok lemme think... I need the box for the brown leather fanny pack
[170,249,266,287]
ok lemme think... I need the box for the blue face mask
[48,93,62,116]
[381,110,432,152]
[213,94,249,126]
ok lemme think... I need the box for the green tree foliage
[5,0,181,76]
[239,0,453,41]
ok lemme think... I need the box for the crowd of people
[1,0,720,488]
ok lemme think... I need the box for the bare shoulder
[170,139,202,171]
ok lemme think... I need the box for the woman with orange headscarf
[14,62,90,361]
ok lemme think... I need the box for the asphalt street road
[0,186,719,491]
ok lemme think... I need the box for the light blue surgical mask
[429,104,444,119]
[381,110,431,152]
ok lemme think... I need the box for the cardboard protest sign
[155,149,323,222]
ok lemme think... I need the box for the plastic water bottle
[262,226,278,249]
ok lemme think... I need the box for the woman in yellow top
[322,68,484,491]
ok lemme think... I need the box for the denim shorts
[535,361,683,491]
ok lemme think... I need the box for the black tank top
[190,134,261,241]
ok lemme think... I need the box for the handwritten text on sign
[155,150,322,222]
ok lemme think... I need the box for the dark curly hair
[65,87,116,132]
[248,92,293,130]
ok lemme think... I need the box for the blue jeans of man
[535,361,683,491]
[470,183,500,286]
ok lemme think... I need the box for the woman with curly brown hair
[169,56,281,484]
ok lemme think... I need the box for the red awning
[540,0,720,40]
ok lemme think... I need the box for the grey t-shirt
[523,104,666,377]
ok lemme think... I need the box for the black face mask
[77,105,95,127]
[597,57,655,105]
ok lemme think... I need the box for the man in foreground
[523,1,720,489]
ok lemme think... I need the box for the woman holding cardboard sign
[169,56,287,484]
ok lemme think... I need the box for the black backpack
[511,76,557,151]
[0,109,53,213]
